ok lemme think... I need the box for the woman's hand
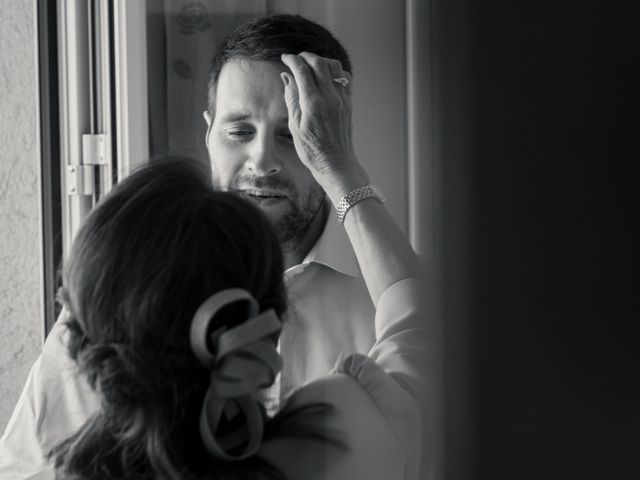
[281,54,423,308]
[280,52,369,201]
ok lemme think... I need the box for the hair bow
[190,288,282,460]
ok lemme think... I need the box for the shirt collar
[286,201,360,278]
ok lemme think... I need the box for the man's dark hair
[207,14,352,114]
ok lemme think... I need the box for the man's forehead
[215,58,289,98]
[220,57,287,76]
[214,58,289,120]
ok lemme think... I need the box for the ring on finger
[332,77,350,87]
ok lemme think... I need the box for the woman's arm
[279,56,433,479]
[280,52,423,307]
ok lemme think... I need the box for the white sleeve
[367,277,433,391]
[367,277,439,480]
[0,315,99,480]
[335,353,423,480]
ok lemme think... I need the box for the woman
[52,52,429,480]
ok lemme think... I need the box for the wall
[0,2,42,430]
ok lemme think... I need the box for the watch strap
[336,184,385,224]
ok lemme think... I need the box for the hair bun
[79,341,168,408]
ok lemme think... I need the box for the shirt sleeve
[0,313,99,480]
[335,353,422,480]
[366,277,434,395]
[329,278,429,479]
[364,277,439,480]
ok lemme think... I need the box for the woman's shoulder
[258,355,420,480]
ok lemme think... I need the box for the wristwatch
[336,184,386,224]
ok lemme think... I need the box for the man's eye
[228,130,253,137]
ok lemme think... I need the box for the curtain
[147,0,274,163]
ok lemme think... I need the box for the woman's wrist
[314,161,371,207]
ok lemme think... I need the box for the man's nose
[246,136,281,176]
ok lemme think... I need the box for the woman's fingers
[280,52,356,176]
[298,51,333,82]
[281,53,320,114]
[281,72,301,130]
[298,52,349,98]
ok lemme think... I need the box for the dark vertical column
[37,0,63,336]
[431,0,476,478]
[436,0,639,478]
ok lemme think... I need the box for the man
[0,14,376,477]
[201,15,374,405]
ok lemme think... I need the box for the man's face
[204,58,325,246]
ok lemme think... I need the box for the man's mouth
[240,189,287,200]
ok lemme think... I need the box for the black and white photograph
[0,1,637,479]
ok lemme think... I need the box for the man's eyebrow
[218,112,252,123]
[217,112,290,124]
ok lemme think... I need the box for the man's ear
[203,110,213,148]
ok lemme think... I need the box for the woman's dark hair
[207,14,352,114]
[51,158,295,479]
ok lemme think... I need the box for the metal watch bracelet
[335,184,386,224]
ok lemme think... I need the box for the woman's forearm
[317,164,424,307]
[278,52,423,304]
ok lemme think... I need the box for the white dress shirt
[266,211,376,411]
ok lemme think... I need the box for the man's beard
[222,175,326,250]
[275,187,326,250]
